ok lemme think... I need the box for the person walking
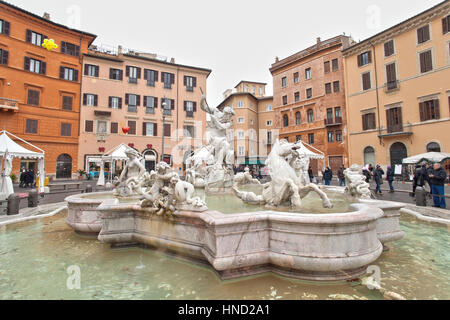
[323,167,333,186]
[362,165,372,183]
[412,165,425,197]
[374,165,385,195]
[308,166,314,183]
[386,166,395,193]
[429,163,447,209]
[19,169,26,188]
[337,165,346,187]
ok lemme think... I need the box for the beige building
[343,0,450,173]
[218,81,275,165]
[78,46,211,176]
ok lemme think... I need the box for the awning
[402,152,450,164]
[102,143,137,161]
[0,131,44,159]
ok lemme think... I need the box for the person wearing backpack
[374,165,385,195]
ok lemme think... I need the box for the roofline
[342,0,449,55]
[123,53,212,76]
[0,0,97,44]
[83,53,124,63]
[234,80,267,88]
[217,92,261,109]
[258,96,273,101]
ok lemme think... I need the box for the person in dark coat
[19,169,26,188]
[429,163,447,209]
[386,166,395,193]
[323,167,333,186]
[362,165,372,183]
[374,165,385,195]
[412,165,425,196]
[25,169,34,188]
[308,166,314,183]
[337,165,346,187]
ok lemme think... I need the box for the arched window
[56,154,72,179]
[307,109,314,123]
[295,112,301,125]
[363,146,375,166]
[427,142,441,153]
[283,114,289,127]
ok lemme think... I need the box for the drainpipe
[370,41,383,146]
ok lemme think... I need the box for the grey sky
[8,0,444,107]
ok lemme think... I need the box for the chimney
[118,45,123,55]
[170,58,175,64]
[275,56,279,63]
[317,37,321,44]
[43,12,51,20]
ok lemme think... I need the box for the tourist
[308,166,314,183]
[323,167,332,186]
[424,163,433,193]
[337,165,346,187]
[25,169,34,188]
[386,166,395,193]
[429,163,447,209]
[412,165,425,197]
[374,165,385,195]
[362,165,372,183]
[19,169,26,188]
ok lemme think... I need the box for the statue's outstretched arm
[200,94,214,114]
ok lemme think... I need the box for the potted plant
[77,170,86,181]
[10,174,17,183]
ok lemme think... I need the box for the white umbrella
[402,152,450,164]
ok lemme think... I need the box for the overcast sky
[8,0,444,107]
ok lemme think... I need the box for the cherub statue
[113,149,146,197]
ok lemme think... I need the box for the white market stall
[0,130,45,198]
[402,152,450,164]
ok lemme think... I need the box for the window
[333,81,340,93]
[266,120,273,126]
[60,67,78,82]
[110,68,123,81]
[267,131,273,144]
[362,113,376,130]
[238,131,245,139]
[443,15,450,34]
[0,19,10,36]
[362,72,371,91]
[163,123,171,137]
[282,95,288,105]
[282,77,287,88]
[419,50,433,73]
[84,64,99,77]
[332,59,339,71]
[244,85,249,92]
[386,63,398,90]
[335,107,342,119]
[97,120,108,134]
[324,61,330,74]
[266,104,272,111]
[238,101,244,108]
[126,94,140,112]
[25,119,38,134]
[62,96,73,110]
[308,133,314,145]
[384,40,395,57]
[259,87,263,95]
[238,117,245,124]
[358,51,372,67]
[296,135,302,142]
[143,123,157,137]
[294,92,300,102]
[184,76,196,91]
[427,142,441,152]
[26,30,45,46]
[293,72,299,83]
[27,90,40,106]
[283,114,289,127]
[61,123,72,137]
[162,98,174,115]
[61,41,80,57]
[295,111,301,125]
[336,131,342,142]
[238,146,245,156]
[306,88,312,99]
[386,107,403,133]
[305,68,312,80]
[328,131,334,143]
[419,99,440,121]
[83,94,98,107]
[128,121,136,135]
[145,96,157,114]
[327,108,333,120]
[162,72,175,89]
[144,69,158,86]
[307,109,314,123]
[85,120,93,133]
[325,83,332,94]
[126,66,140,83]
[184,101,196,117]
[111,122,119,134]
[0,49,8,65]
[417,25,430,44]
[24,57,46,75]
[109,97,122,109]
[252,87,256,94]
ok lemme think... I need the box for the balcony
[186,111,194,118]
[378,124,413,138]
[0,98,19,112]
[324,117,343,126]
[385,80,400,93]
[128,78,138,84]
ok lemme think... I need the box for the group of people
[19,168,36,188]
[306,165,347,187]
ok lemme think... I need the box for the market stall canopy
[295,141,325,160]
[0,130,44,159]
[102,143,137,161]
[402,152,450,164]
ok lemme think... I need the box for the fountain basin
[95,197,384,281]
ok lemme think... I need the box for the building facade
[270,36,354,174]
[0,1,96,179]
[79,47,211,176]
[343,1,450,172]
[217,81,274,165]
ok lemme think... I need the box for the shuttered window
[282,77,287,88]
[419,99,440,122]
[24,57,46,75]
[332,59,339,71]
[306,88,312,99]
[0,19,10,36]
[60,67,78,81]
[108,97,122,109]
[85,120,94,133]
[162,72,175,89]
[84,64,99,77]
[26,30,46,46]
[293,72,299,83]
[443,15,450,34]
[163,123,171,137]
[384,40,395,57]
[324,61,330,73]
[0,49,8,65]
[25,119,38,134]
[325,83,332,94]
[62,96,73,110]
[110,122,119,134]
[143,122,157,136]
[128,121,136,135]
[145,96,157,114]
[61,41,80,56]
[307,109,314,123]
[282,95,288,105]
[305,68,312,80]
[333,81,340,93]
[362,72,371,91]
[357,51,372,67]
[419,50,433,73]
[386,107,403,133]
[294,92,300,102]
[417,25,430,44]
[308,133,314,145]
[386,63,397,89]
[362,113,376,131]
[184,76,196,91]
[83,94,98,107]
[110,68,123,80]
[27,90,40,106]
[61,123,72,137]
[145,69,158,86]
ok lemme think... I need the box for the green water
[0,211,448,300]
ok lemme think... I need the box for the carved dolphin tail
[232,185,266,205]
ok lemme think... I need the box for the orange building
[0,1,96,179]
[270,36,355,175]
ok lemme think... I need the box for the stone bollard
[28,190,39,208]
[7,194,20,216]
[415,187,426,207]
[85,185,93,194]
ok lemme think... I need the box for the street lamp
[161,99,168,162]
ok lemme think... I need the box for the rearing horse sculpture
[233,139,333,210]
